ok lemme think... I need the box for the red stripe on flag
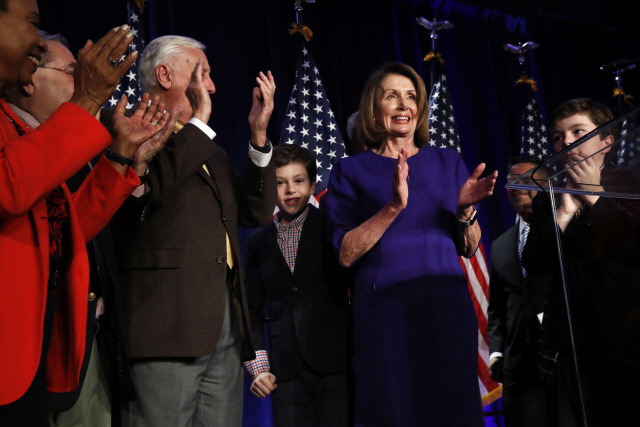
[471,244,490,300]
[459,255,490,346]
[460,241,501,402]
[478,353,500,393]
[314,188,327,202]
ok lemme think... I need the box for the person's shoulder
[420,145,462,162]
[335,150,371,167]
[304,204,328,226]
[492,223,518,250]
[248,220,276,246]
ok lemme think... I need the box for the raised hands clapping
[390,148,410,211]
[70,25,138,116]
[109,93,180,175]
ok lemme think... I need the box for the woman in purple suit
[326,63,497,426]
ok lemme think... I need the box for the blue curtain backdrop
[36,0,638,425]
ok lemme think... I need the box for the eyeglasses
[38,65,74,76]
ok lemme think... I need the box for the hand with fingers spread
[250,372,277,398]
[248,71,276,147]
[390,147,409,211]
[457,163,498,212]
[186,58,212,124]
[132,105,182,176]
[109,93,173,174]
[70,25,138,117]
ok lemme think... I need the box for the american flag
[616,113,640,165]
[279,46,347,197]
[107,0,146,109]
[427,57,461,153]
[425,52,502,406]
[517,81,550,161]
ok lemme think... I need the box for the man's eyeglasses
[38,65,74,76]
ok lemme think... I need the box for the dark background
[36,0,640,424]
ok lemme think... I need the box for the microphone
[600,58,640,73]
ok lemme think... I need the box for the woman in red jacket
[0,0,177,424]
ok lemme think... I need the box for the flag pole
[293,0,315,25]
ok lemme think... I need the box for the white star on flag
[518,90,550,161]
[278,46,348,195]
[108,1,146,109]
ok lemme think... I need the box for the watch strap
[105,148,135,166]
[457,205,477,227]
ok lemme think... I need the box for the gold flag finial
[423,51,445,64]
[289,23,313,42]
[613,87,635,107]
[134,0,146,14]
[516,75,538,92]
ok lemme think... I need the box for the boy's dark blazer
[245,205,350,382]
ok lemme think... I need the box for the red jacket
[0,99,139,404]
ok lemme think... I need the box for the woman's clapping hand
[390,148,410,211]
[457,163,498,210]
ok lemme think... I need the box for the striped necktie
[518,222,530,279]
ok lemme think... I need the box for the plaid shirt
[273,206,309,273]
[244,206,310,378]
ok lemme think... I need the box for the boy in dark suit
[523,99,640,426]
[244,145,350,427]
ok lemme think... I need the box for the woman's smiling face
[374,73,418,139]
[0,0,48,88]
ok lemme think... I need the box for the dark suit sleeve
[582,196,640,257]
[235,156,277,228]
[488,241,506,356]
[522,193,559,277]
[147,125,218,205]
[245,231,267,351]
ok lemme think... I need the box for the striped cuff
[243,350,270,379]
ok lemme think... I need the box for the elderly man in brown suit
[118,35,277,427]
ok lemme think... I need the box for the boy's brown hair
[273,144,317,183]
[549,98,618,141]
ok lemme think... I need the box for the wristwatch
[105,148,135,166]
[457,205,477,227]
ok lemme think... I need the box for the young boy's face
[550,113,613,166]
[276,163,315,225]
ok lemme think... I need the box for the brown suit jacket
[118,123,276,360]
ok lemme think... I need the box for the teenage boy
[244,145,350,427]
[522,99,640,427]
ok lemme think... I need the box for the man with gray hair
[119,35,277,427]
